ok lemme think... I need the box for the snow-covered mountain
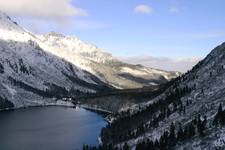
[101,42,225,149]
[0,11,178,109]
[36,32,179,89]
[0,12,112,109]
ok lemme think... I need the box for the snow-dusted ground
[114,42,225,149]
[81,104,113,114]
[0,98,75,111]
[0,11,179,109]
[0,12,105,108]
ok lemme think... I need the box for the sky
[0,0,225,72]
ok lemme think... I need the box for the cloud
[119,56,202,73]
[0,0,88,20]
[134,4,153,15]
[0,0,110,33]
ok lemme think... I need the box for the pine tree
[202,116,207,131]
[188,123,195,138]
[169,122,176,146]
[218,104,223,116]
[123,142,130,150]
[192,116,197,125]
[179,103,183,114]
[210,72,212,77]
[197,115,202,134]
[154,139,159,149]
[218,104,225,125]
[183,106,186,115]
[83,145,89,150]
[196,114,207,136]
[167,107,171,118]
[183,125,188,139]
[177,122,184,141]
[186,100,189,106]
[213,104,225,126]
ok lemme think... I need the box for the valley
[0,11,178,110]
[0,7,225,150]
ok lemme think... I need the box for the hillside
[0,12,111,109]
[0,11,178,109]
[99,42,225,149]
[37,32,179,89]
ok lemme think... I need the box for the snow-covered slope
[0,11,178,109]
[101,42,225,149]
[0,12,111,109]
[36,32,179,89]
[0,11,179,91]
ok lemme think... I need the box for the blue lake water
[0,106,107,150]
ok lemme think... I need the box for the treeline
[6,58,31,75]
[213,104,225,126]
[62,71,112,92]
[135,104,225,150]
[84,102,225,150]
[82,143,130,150]
[83,113,207,150]
[0,62,4,73]
[8,76,53,98]
[136,114,207,150]
[85,112,208,150]
[101,86,193,145]
[8,76,85,99]
[0,96,14,109]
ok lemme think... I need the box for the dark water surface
[0,106,107,150]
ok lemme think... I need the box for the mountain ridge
[99,41,225,149]
[0,11,179,109]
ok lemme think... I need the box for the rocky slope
[36,32,179,89]
[100,42,225,149]
[0,11,179,89]
[0,12,111,109]
[0,11,178,109]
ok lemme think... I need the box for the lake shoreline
[0,101,75,112]
[0,106,107,150]
[0,102,113,122]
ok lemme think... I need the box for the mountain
[0,13,114,109]
[37,32,179,89]
[0,11,178,109]
[1,11,179,89]
[100,42,225,149]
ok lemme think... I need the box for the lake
[0,106,107,150]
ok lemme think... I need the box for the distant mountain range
[120,56,201,73]
[0,11,179,109]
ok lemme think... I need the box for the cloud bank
[0,0,101,33]
[134,4,153,15]
[0,0,88,20]
[119,56,201,73]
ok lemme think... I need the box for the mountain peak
[0,11,24,33]
[46,31,66,38]
[0,11,11,20]
[42,31,82,43]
